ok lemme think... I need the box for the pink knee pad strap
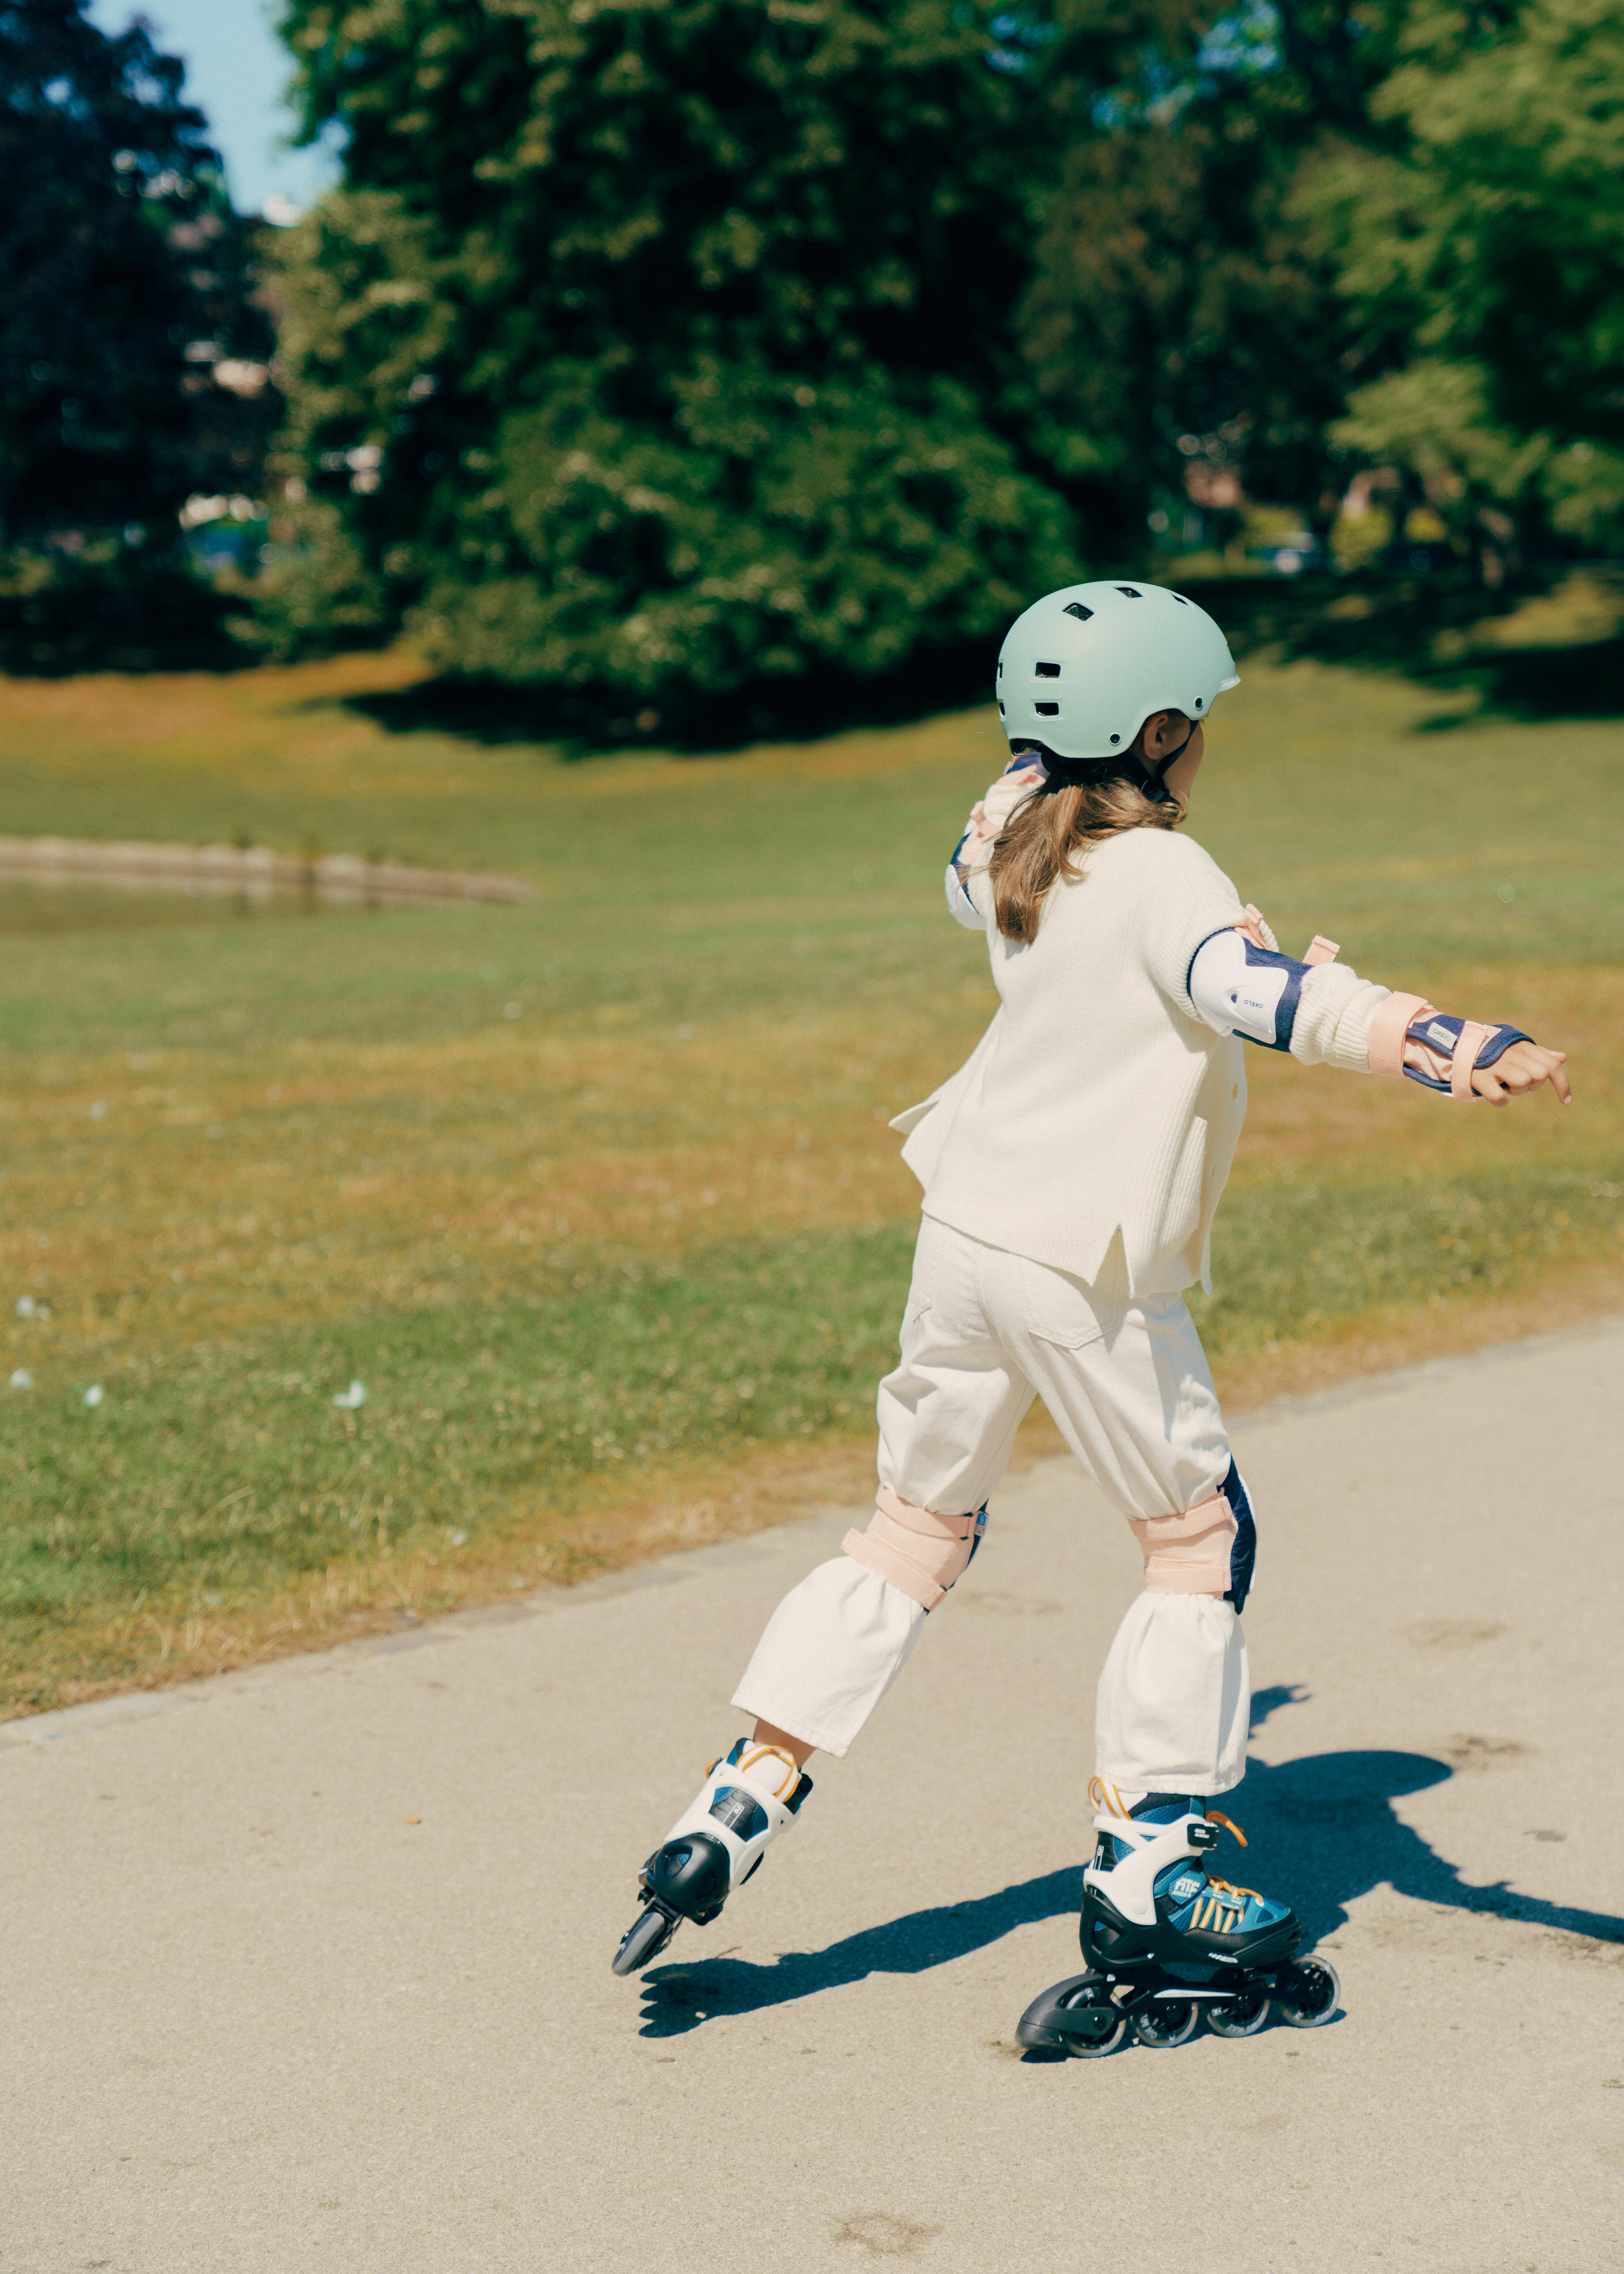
[842,1486,982,1612]
[1129,1489,1238,1597]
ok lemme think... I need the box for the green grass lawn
[1,602,1620,1714]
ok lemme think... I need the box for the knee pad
[1130,1461,1255,1609]
[841,1486,986,1611]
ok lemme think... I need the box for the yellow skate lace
[1200,1811,1259,1905]
[705,1742,799,1800]
[1088,1781,1262,1904]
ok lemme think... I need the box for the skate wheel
[611,1903,676,1978]
[1275,1955,1341,2029]
[1015,1975,1128,2058]
[1131,1997,1201,2050]
[1206,1987,1271,2039]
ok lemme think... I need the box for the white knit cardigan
[893,803,1390,1296]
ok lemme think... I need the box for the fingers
[1473,1043,1572,1105]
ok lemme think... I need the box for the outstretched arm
[1189,912,1571,1105]
[944,755,1046,929]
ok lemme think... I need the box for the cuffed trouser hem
[1093,1591,1249,1796]
[730,1556,923,1759]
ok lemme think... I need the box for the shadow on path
[637,1683,1623,2038]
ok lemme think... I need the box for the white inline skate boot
[611,1737,813,1976]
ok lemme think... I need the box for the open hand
[1472,1039,1571,1106]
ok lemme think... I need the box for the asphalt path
[3,1323,1622,2273]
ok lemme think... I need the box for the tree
[0,0,278,546]
[1018,0,1406,558]
[0,0,282,665]
[261,0,1080,706]
[1293,0,1624,573]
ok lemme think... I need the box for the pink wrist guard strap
[1367,991,1435,1079]
[1304,935,1340,966]
[842,1486,983,1612]
[1451,1019,1494,1100]
[1129,1489,1238,1598]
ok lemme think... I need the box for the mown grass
[1,593,1620,1714]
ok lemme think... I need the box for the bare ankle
[752,1718,816,1770]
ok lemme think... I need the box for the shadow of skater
[638,1867,1080,2038]
[636,1684,1623,2038]
[1235,1685,1624,1953]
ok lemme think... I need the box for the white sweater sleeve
[1289,962,1390,1071]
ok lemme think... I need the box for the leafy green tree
[262,0,1079,704]
[1018,0,1405,556]
[0,0,282,665]
[0,1,278,541]
[1294,0,1624,571]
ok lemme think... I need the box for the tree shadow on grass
[1179,569,1624,727]
[634,1682,1623,2039]
[340,639,996,757]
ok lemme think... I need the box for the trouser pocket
[1018,1253,1106,1350]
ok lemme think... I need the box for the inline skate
[1016,1779,1340,2054]
[611,1737,813,1976]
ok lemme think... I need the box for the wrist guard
[1400,1012,1533,1097]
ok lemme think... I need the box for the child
[611,582,1570,2049]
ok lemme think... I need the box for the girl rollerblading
[612,581,1571,2047]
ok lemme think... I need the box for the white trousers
[732,1217,1251,1794]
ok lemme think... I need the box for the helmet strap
[1137,720,1196,805]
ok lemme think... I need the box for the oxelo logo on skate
[1170,1875,1204,1904]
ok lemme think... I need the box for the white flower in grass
[333,1380,367,1410]
[83,1385,104,1407]
[9,1369,32,1389]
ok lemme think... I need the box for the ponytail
[988,755,1183,944]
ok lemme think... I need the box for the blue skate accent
[1400,1013,1532,1094]
[708,1787,769,1841]
[1128,1794,1295,1939]
[1221,1459,1256,1613]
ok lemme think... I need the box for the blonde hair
[987,733,1185,944]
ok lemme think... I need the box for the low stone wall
[0,837,531,906]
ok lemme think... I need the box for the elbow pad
[945,860,986,928]
[1188,928,1313,1050]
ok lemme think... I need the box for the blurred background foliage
[0,0,282,668]
[1,0,1619,698]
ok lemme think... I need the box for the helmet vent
[1109,733,1120,744]
[1063,602,1093,621]
[1035,702,1058,717]
[998,700,1005,715]
[1116,586,1141,598]
[1172,593,1189,605]
[1035,661,1060,678]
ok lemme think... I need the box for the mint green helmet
[996,581,1239,761]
